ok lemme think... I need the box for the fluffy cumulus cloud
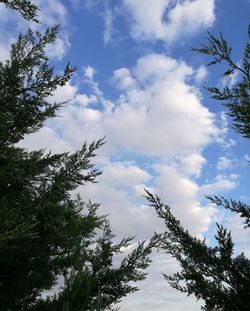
[178,152,207,177]
[18,126,72,154]
[123,0,216,43]
[152,164,215,235]
[109,53,218,156]
[100,161,151,188]
[29,53,220,159]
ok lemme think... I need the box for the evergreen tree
[146,24,250,311]
[0,1,152,310]
[0,0,38,21]
[192,25,250,139]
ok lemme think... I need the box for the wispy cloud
[74,0,116,44]
[103,5,114,44]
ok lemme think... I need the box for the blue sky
[1,0,249,310]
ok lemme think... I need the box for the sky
[1,0,250,310]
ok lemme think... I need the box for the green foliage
[0,0,39,21]
[207,196,250,228]
[0,140,105,309]
[0,222,39,244]
[0,1,152,310]
[27,222,153,311]
[0,26,75,147]
[147,23,250,311]
[146,191,250,311]
[192,25,250,138]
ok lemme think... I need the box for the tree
[0,0,38,21]
[0,1,152,310]
[146,24,250,311]
[192,25,250,139]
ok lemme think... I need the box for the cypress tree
[0,1,152,310]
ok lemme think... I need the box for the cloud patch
[123,0,216,43]
[109,53,218,156]
[216,156,233,171]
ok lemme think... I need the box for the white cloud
[34,0,70,60]
[76,94,98,106]
[119,252,203,311]
[0,5,16,62]
[123,0,169,41]
[153,164,215,235]
[154,164,199,204]
[245,154,250,162]
[215,111,236,148]
[224,214,250,257]
[52,105,105,148]
[17,52,233,261]
[0,43,10,62]
[46,35,70,61]
[113,68,136,90]
[47,80,97,107]
[101,162,151,188]
[216,156,233,171]
[200,174,238,196]
[108,53,218,156]
[79,181,163,240]
[18,126,72,153]
[79,179,208,311]
[194,65,208,83]
[123,0,216,43]
[179,152,207,177]
[48,82,77,104]
[84,66,96,80]
[103,6,114,44]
